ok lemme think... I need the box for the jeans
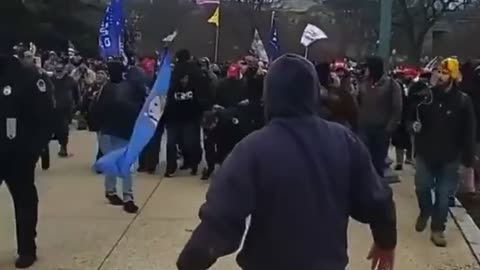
[359,127,390,177]
[98,134,133,202]
[415,157,460,232]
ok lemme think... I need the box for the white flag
[250,29,269,63]
[163,30,178,43]
[300,24,328,47]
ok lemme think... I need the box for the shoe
[106,193,124,206]
[123,201,139,214]
[449,196,456,207]
[201,168,213,180]
[58,148,69,158]
[164,170,176,178]
[15,254,37,269]
[394,164,403,171]
[415,215,429,232]
[431,231,447,247]
[405,159,414,165]
[191,166,198,176]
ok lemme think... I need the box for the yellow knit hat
[439,58,462,82]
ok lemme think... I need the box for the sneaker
[164,170,176,178]
[106,193,124,206]
[415,215,429,232]
[394,164,403,171]
[123,201,139,214]
[15,254,37,269]
[431,231,447,247]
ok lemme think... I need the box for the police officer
[0,52,55,268]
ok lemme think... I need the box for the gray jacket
[358,75,403,132]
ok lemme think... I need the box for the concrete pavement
[0,131,479,270]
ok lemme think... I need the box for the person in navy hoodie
[177,54,397,270]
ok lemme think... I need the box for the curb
[450,198,480,265]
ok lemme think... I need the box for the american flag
[196,0,220,5]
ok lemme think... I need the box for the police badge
[37,79,46,92]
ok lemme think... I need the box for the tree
[393,0,474,62]
[324,0,379,58]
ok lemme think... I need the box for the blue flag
[268,16,281,61]
[99,0,125,59]
[95,48,172,177]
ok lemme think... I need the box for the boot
[15,254,37,269]
[431,231,447,247]
[201,167,214,180]
[415,215,429,232]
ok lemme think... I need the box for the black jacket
[0,56,55,173]
[93,80,144,140]
[412,86,476,167]
[163,61,204,124]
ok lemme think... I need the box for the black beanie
[366,56,384,83]
[107,61,126,83]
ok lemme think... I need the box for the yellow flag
[208,6,220,27]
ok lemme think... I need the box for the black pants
[139,125,164,172]
[203,128,217,171]
[40,147,50,169]
[53,108,70,147]
[2,159,38,256]
[166,122,202,173]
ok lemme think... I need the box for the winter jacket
[177,54,396,270]
[412,85,476,168]
[93,80,144,140]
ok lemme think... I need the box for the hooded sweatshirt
[177,54,397,270]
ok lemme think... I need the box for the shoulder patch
[37,79,46,92]
[3,85,12,96]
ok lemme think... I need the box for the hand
[238,99,249,106]
[367,244,394,270]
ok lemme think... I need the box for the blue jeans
[359,127,390,177]
[415,157,460,232]
[98,134,133,202]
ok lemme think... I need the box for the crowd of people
[1,40,480,270]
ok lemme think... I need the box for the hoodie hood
[264,54,320,121]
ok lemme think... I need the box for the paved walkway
[0,131,479,270]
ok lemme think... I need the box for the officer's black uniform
[0,55,55,268]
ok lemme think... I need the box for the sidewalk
[0,131,479,270]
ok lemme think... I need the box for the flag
[300,24,327,47]
[99,0,125,59]
[196,0,220,5]
[250,29,269,63]
[208,6,220,27]
[268,15,281,61]
[95,48,172,178]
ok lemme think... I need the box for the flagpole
[214,24,220,62]
[270,10,275,29]
[304,46,309,58]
